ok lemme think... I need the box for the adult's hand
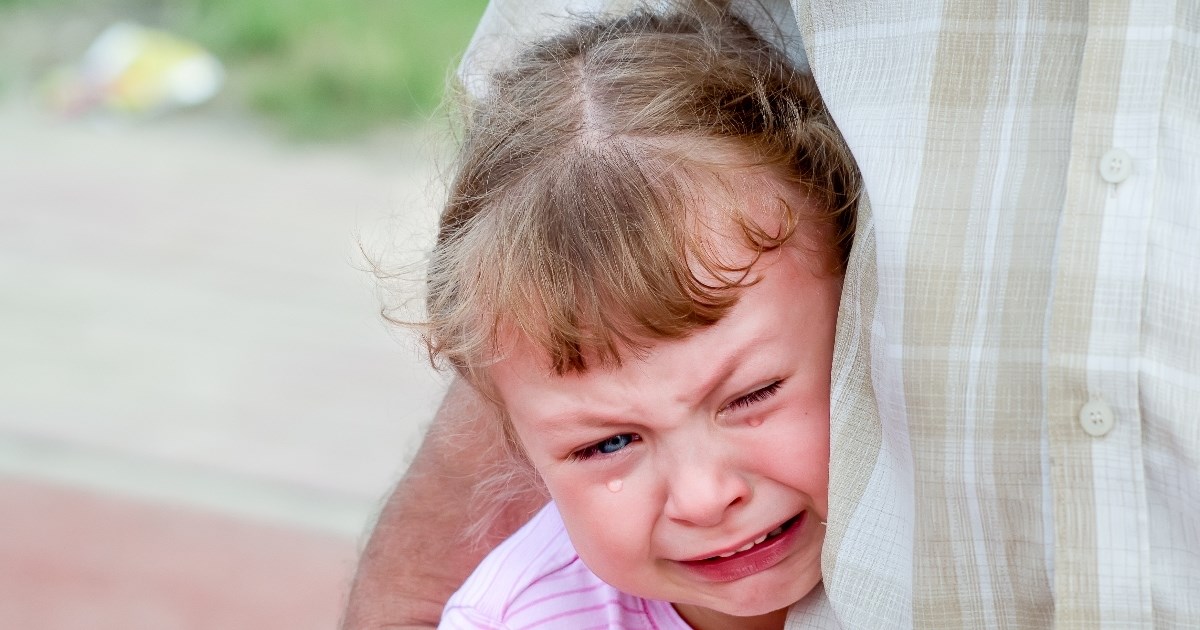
[340,379,547,629]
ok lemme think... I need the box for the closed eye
[570,433,641,461]
[726,380,784,411]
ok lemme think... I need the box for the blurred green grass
[0,0,488,138]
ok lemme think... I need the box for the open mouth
[699,513,803,562]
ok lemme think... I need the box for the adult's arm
[340,379,546,629]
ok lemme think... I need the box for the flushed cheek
[747,442,829,516]
[565,511,662,594]
[562,476,691,597]
[547,478,659,572]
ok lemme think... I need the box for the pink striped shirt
[440,502,694,629]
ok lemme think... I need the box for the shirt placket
[1047,0,1161,626]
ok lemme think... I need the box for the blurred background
[0,0,487,627]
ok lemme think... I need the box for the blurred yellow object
[41,22,224,117]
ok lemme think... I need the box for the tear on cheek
[607,479,623,493]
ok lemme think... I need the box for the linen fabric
[794,1,1200,627]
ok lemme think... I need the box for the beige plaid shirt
[464,1,1200,627]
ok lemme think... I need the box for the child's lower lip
[674,512,806,583]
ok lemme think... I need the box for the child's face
[490,192,839,624]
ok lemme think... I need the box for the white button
[1079,400,1115,437]
[1099,148,1133,183]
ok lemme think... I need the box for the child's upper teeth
[710,526,784,559]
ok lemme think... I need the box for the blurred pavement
[0,100,451,628]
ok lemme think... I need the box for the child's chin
[674,598,792,627]
[729,594,798,617]
[721,574,820,617]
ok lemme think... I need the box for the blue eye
[572,433,640,461]
[598,434,634,453]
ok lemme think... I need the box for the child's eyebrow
[677,333,764,406]
[522,331,775,435]
[532,409,632,435]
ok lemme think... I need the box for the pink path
[0,478,360,630]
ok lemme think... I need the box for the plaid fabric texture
[797,0,1200,627]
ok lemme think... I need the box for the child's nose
[662,450,751,527]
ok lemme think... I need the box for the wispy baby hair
[419,2,859,391]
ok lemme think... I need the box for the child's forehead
[487,239,833,408]
[674,163,789,215]
[680,170,811,256]
[486,248,791,382]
